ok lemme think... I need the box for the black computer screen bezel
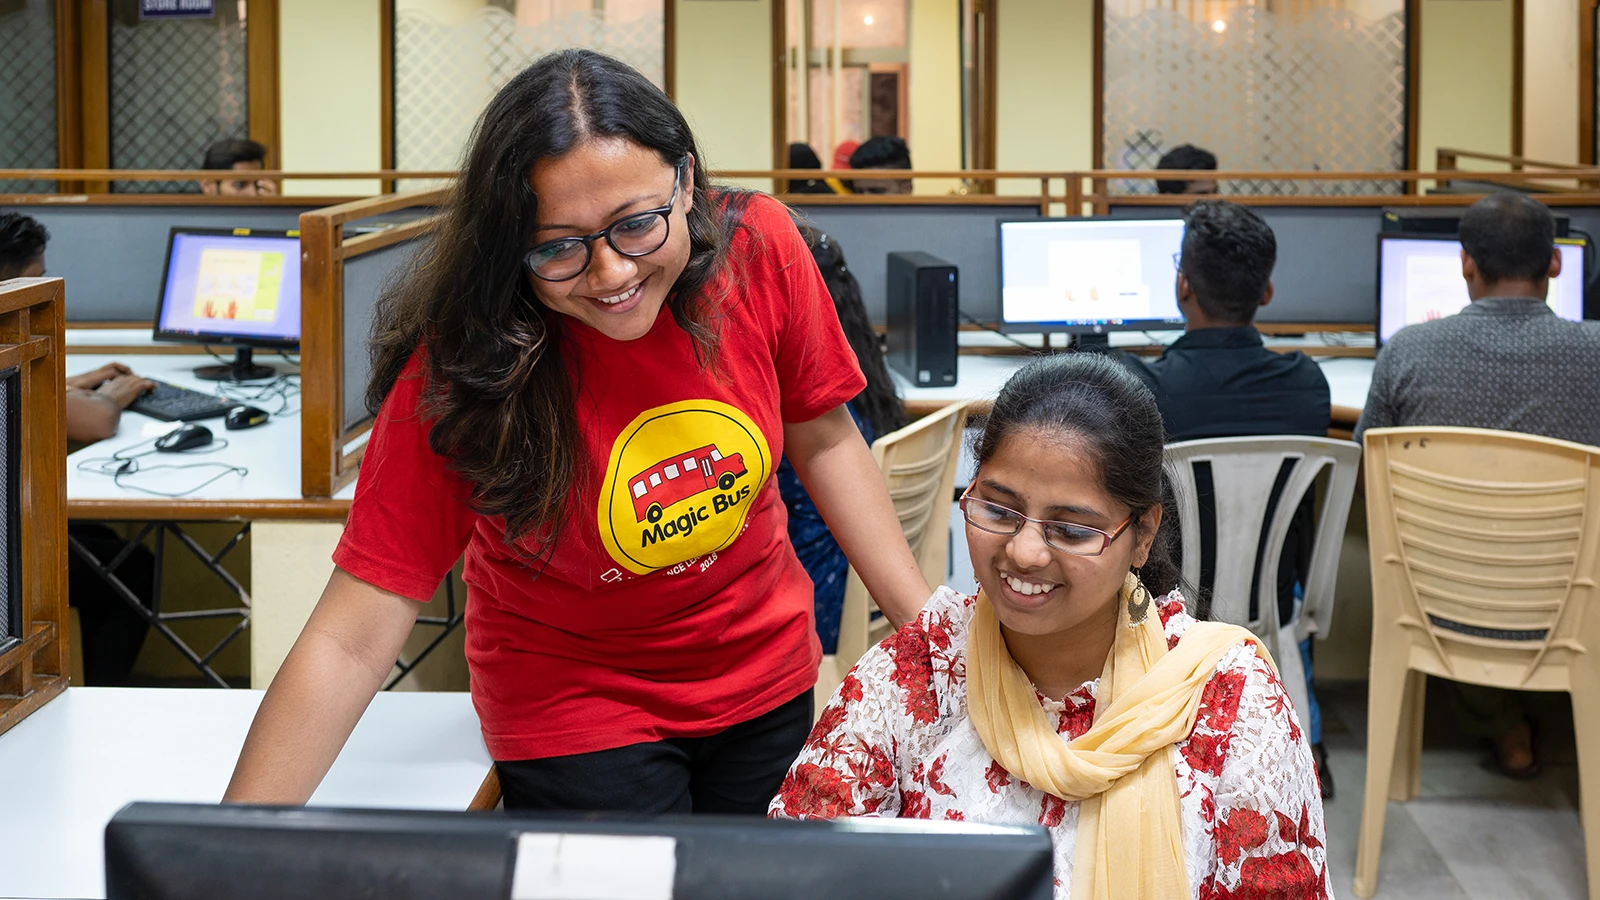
[1374,231,1590,348]
[996,215,1188,335]
[151,227,301,351]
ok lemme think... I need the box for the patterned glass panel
[0,0,59,193]
[1104,0,1407,196]
[395,1,664,181]
[109,0,249,193]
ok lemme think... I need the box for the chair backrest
[835,401,970,666]
[1364,427,1600,690]
[1164,435,1362,640]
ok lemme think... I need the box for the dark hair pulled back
[367,49,749,554]
[972,353,1181,595]
[791,217,907,439]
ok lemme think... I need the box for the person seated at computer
[848,136,912,195]
[786,143,840,195]
[777,219,906,654]
[772,354,1328,900]
[0,212,155,685]
[1117,200,1334,796]
[1357,191,1600,780]
[1155,144,1219,195]
[200,138,277,197]
[0,213,155,443]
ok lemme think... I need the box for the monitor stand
[1069,333,1110,352]
[194,346,276,383]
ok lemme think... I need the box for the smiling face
[526,138,694,342]
[966,426,1159,638]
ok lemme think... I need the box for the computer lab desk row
[65,347,355,691]
[895,352,1375,434]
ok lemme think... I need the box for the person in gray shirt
[1356,191,1600,779]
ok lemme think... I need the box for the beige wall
[908,0,962,194]
[278,0,384,195]
[674,0,774,190]
[1417,0,1514,172]
[1523,0,1581,165]
[994,0,1094,195]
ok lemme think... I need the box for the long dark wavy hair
[791,217,907,439]
[367,49,750,553]
[972,353,1182,596]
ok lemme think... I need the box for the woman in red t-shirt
[224,50,932,812]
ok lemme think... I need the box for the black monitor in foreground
[105,803,1055,900]
[152,228,302,382]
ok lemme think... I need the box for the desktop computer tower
[886,251,959,387]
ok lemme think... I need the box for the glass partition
[1103,0,1408,195]
[783,0,909,177]
[0,0,59,193]
[394,0,665,180]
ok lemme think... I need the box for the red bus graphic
[629,444,747,523]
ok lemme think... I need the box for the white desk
[0,687,490,900]
[895,352,1375,421]
[65,354,357,689]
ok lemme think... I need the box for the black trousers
[496,690,813,814]
[67,524,154,686]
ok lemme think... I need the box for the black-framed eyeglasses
[524,163,683,282]
[959,489,1134,557]
[1171,251,1184,273]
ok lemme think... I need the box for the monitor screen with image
[153,227,302,381]
[999,217,1186,333]
[1377,234,1587,344]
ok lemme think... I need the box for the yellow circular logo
[598,400,772,575]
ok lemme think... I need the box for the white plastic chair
[815,401,970,710]
[1163,436,1362,719]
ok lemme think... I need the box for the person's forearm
[65,392,120,444]
[792,434,931,629]
[224,572,418,804]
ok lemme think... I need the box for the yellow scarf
[966,572,1275,900]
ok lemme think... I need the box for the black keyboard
[128,380,236,422]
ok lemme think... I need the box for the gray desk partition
[341,238,424,433]
[790,202,1042,325]
[1109,204,1385,325]
[3,204,315,322]
[1112,201,1600,326]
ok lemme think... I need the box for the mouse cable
[76,437,233,475]
[110,461,250,498]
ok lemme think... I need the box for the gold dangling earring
[1126,570,1152,627]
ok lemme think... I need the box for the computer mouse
[155,423,214,453]
[224,405,270,431]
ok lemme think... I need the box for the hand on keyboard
[98,373,158,409]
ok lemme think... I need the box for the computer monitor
[999,217,1186,346]
[1376,233,1588,345]
[105,803,1055,900]
[153,227,302,381]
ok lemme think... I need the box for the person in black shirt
[1120,200,1333,797]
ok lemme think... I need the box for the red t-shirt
[333,194,866,761]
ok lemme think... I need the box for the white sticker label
[511,833,677,900]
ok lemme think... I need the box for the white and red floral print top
[769,587,1331,900]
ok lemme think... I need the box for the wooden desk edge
[68,498,352,522]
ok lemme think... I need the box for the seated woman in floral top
[770,354,1329,900]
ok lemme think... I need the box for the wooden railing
[0,278,68,736]
[1435,148,1600,190]
[12,164,1600,211]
